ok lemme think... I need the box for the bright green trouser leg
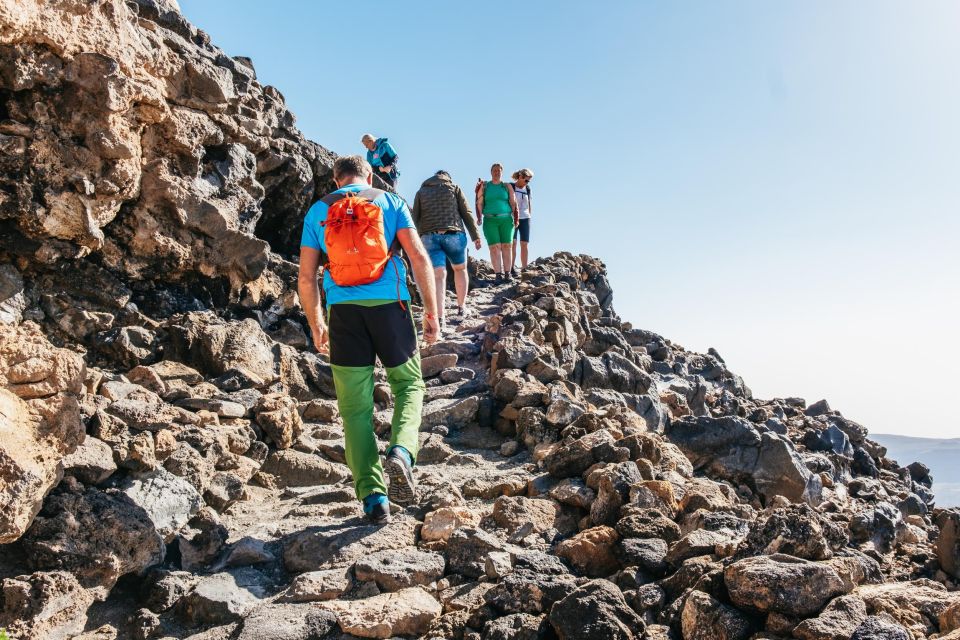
[387,354,425,463]
[331,354,425,500]
[331,364,383,500]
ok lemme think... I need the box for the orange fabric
[321,194,393,286]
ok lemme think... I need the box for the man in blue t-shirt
[361,133,399,188]
[298,155,439,524]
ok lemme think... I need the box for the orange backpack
[320,188,398,286]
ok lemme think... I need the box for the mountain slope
[1,2,959,640]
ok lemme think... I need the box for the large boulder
[353,549,446,592]
[283,518,418,573]
[793,594,868,640]
[680,590,753,640]
[547,579,645,640]
[724,554,849,618]
[21,486,165,589]
[324,587,441,639]
[937,510,960,580]
[0,322,85,543]
[168,313,279,386]
[0,571,96,640]
[668,415,823,504]
[118,469,203,543]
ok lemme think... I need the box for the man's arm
[396,227,440,344]
[297,247,328,354]
[455,186,481,246]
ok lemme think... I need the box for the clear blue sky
[179,1,959,439]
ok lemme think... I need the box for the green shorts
[482,215,515,245]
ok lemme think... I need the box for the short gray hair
[333,155,372,181]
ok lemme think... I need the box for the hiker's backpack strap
[320,192,349,207]
[356,188,386,202]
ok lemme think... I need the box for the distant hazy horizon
[179,0,960,439]
[871,433,960,506]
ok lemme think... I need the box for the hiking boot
[457,305,471,318]
[363,492,391,524]
[510,267,519,278]
[384,446,416,506]
[494,273,504,284]
[504,270,514,282]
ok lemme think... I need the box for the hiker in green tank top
[475,163,519,283]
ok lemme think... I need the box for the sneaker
[457,305,471,318]
[362,492,391,524]
[504,270,514,282]
[384,446,416,506]
[510,268,519,278]
[438,315,446,335]
[494,273,504,284]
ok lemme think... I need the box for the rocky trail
[2,1,960,639]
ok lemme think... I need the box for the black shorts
[516,218,530,242]
[328,302,417,368]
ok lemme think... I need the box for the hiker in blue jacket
[362,134,399,188]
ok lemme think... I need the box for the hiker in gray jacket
[411,171,482,331]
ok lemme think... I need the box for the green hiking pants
[328,301,424,500]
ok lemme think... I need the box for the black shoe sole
[384,454,416,506]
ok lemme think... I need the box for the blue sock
[389,445,413,467]
[363,492,388,514]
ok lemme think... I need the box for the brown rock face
[0,570,95,640]
[555,526,621,578]
[0,0,337,292]
[324,587,442,639]
[937,511,960,580]
[0,322,85,543]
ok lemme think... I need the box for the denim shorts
[421,231,468,268]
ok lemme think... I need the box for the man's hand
[423,314,440,344]
[379,165,391,173]
[473,238,482,250]
[312,323,329,354]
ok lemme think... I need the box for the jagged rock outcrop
[1,1,959,639]
[0,322,85,543]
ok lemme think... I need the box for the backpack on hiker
[320,188,399,286]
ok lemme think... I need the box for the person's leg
[366,303,425,505]
[331,364,382,499]
[488,245,502,274]
[441,233,469,310]
[511,234,519,272]
[452,262,468,309]
[499,243,513,276]
[496,218,514,278]
[518,219,530,268]
[385,355,425,461]
[433,266,446,325]
[328,305,383,500]
[482,218,503,274]
[422,234,446,320]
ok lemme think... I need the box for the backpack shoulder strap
[320,191,349,206]
[357,188,386,202]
